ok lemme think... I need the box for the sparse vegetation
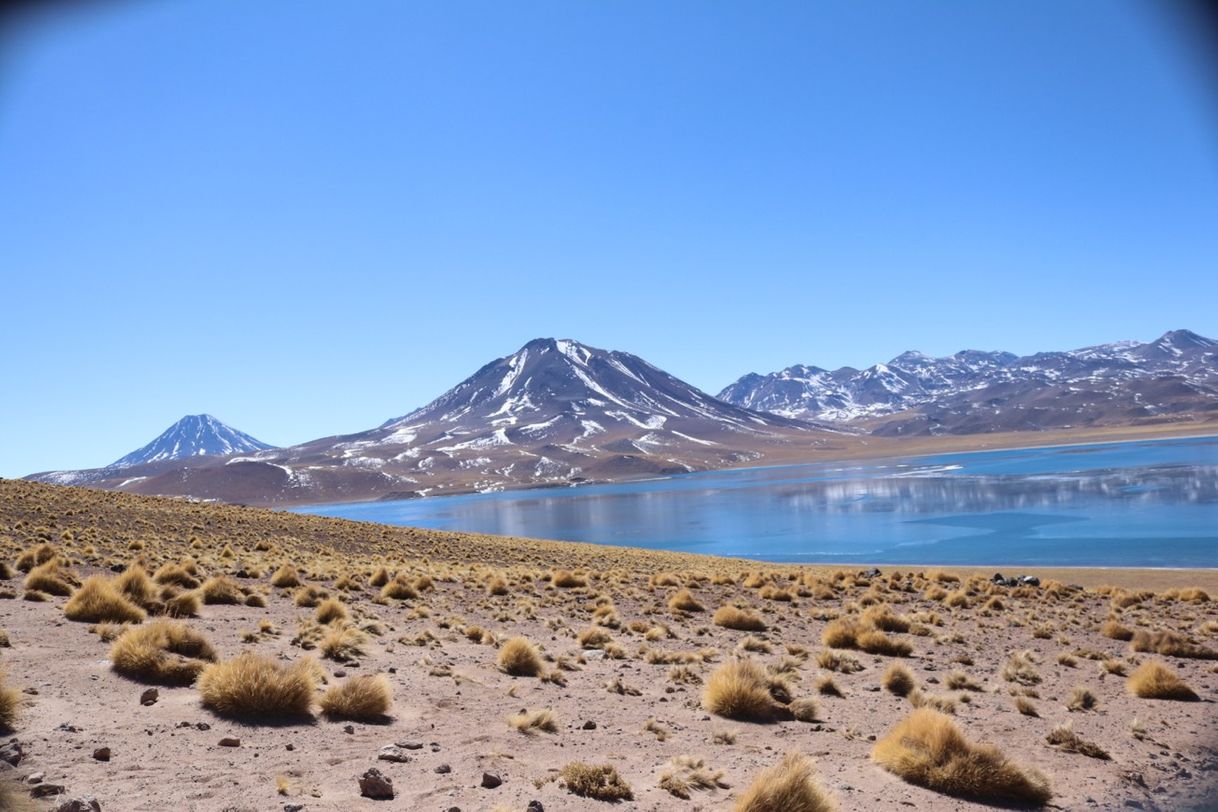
[734,752,837,812]
[198,653,316,720]
[872,708,1052,805]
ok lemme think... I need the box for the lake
[291,435,1218,567]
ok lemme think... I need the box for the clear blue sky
[2,0,1216,477]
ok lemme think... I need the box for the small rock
[92,748,110,762]
[527,802,544,812]
[376,745,411,764]
[343,725,355,735]
[0,740,22,767]
[283,806,304,812]
[26,772,44,784]
[358,768,394,800]
[54,798,101,812]
[196,723,210,731]
[139,689,158,706]
[218,737,241,748]
[396,741,424,750]
[480,772,502,789]
[434,764,451,774]
[55,724,80,733]
[581,720,596,730]
[31,784,66,798]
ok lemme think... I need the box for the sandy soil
[1,481,1216,811]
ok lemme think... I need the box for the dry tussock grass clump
[1002,650,1042,685]
[110,619,217,685]
[668,589,705,612]
[1100,619,1134,641]
[560,762,633,801]
[15,542,57,573]
[734,752,837,812]
[319,674,392,721]
[1046,723,1110,760]
[154,562,199,589]
[658,754,728,799]
[883,662,916,696]
[0,671,22,733]
[270,564,302,588]
[497,636,544,677]
[872,708,1051,805]
[164,589,201,618]
[817,649,863,673]
[64,575,147,624]
[821,619,911,656]
[862,604,910,633]
[294,585,329,607]
[1131,630,1218,660]
[198,653,316,720]
[713,605,767,632]
[380,576,418,600]
[319,624,369,661]
[114,564,158,608]
[24,559,77,596]
[199,575,245,605]
[551,569,587,588]
[1127,660,1199,701]
[577,626,612,649]
[508,708,557,735]
[702,659,786,722]
[1067,686,1098,711]
[314,597,349,625]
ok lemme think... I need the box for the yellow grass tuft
[560,762,633,801]
[0,670,22,733]
[872,708,1051,805]
[551,569,587,588]
[319,674,392,721]
[1126,660,1199,701]
[497,636,544,677]
[508,707,557,734]
[270,564,302,588]
[713,605,767,632]
[703,659,784,722]
[882,662,916,696]
[110,619,217,685]
[198,653,316,720]
[24,559,77,596]
[64,576,147,624]
[314,597,349,625]
[114,564,158,608]
[668,589,705,612]
[734,752,837,812]
[199,575,245,605]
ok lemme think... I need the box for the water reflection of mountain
[774,465,1218,514]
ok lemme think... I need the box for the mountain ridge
[718,330,1218,434]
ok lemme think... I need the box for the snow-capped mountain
[719,330,1218,435]
[29,339,831,503]
[111,414,274,468]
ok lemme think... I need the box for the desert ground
[0,479,1215,811]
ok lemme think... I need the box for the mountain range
[26,330,1218,504]
[28,338,834,503]
[718,330,1218,436]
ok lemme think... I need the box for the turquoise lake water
[292,435,1218,567]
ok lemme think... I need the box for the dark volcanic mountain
[30,339,829,503]
[719,330,1218,435]
[111,414,274,467]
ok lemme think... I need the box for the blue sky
[1,0,1216,476]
